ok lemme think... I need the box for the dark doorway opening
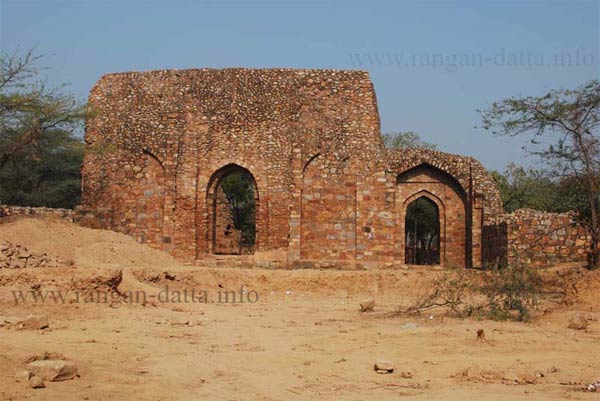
[405,196,440,265]
[211,168,257,255]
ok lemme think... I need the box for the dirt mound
[131,266,432,299]
[0,216,178,270]
[572,267,600,307]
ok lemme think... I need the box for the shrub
[402,266,544,322]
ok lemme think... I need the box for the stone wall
[483,209,591,267]
[387,148,502,268]
[78,68,384,262]
[0,205,74,221]
[386,148,503,218]
[301,154,357,261]
[77,67,503,268]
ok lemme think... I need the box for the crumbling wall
[386,148,503,218]
[0,205,74,221]
[387,148,502,268]
[77,67,511,267]
[78,68,383,262]
[481,221,508,267]
[483,209,591,267]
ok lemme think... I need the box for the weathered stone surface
[0,70,585,270]
[374,359,394,373]
[17,315,49,330]
[26,360,78,381]
[483,209,592,268]
[74,68,505,269]
[14,370,33,382]
[29,375,45,389]
[0,205,74,220]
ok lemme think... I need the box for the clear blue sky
[1,0,598,170]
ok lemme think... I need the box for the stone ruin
[483,209,592,268]
[0,241,65,269]
[74,68,588,268]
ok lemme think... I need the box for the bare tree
[0,49,85,171]
[480,80,600,269]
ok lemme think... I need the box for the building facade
[77,68,503,268]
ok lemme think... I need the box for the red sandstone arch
[396,163,468,267]
[206,164,259,255]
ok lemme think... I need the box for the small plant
[479,265,542,321]
[403,268,473,317]
[399,266,545,322]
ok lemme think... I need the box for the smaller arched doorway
[207,165,258,255]
[405,196,440,265]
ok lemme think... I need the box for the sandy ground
[1,217,599,401]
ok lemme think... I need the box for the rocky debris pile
[15,353,79,389]
[0,241,66,269]
[453,365,562,385]
[587,380,600,392]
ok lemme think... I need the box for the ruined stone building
[77,68,506,268]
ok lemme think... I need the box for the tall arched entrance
[397,163,468,267]
[405,196,440,265]
[207,164,258,255]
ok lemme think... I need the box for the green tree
[405,197,440,265]
[383,131,437,149]
[481,80,600,269]
[220,171,256,250]
[491,163,558,212]
[0,49,86,208]
[552,175,590,216]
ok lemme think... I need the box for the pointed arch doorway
[206,164,258,255]
[405,196,440,265]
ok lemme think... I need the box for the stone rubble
[14,370,33,382]
[0,241,66,269]
[14,354,79,390]
[0,205,74,220]
[1,315,49,330]
[26,360,79,382]
[28,375,45,389]
[374,359,394,374]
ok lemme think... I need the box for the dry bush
[400,266,547,322]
